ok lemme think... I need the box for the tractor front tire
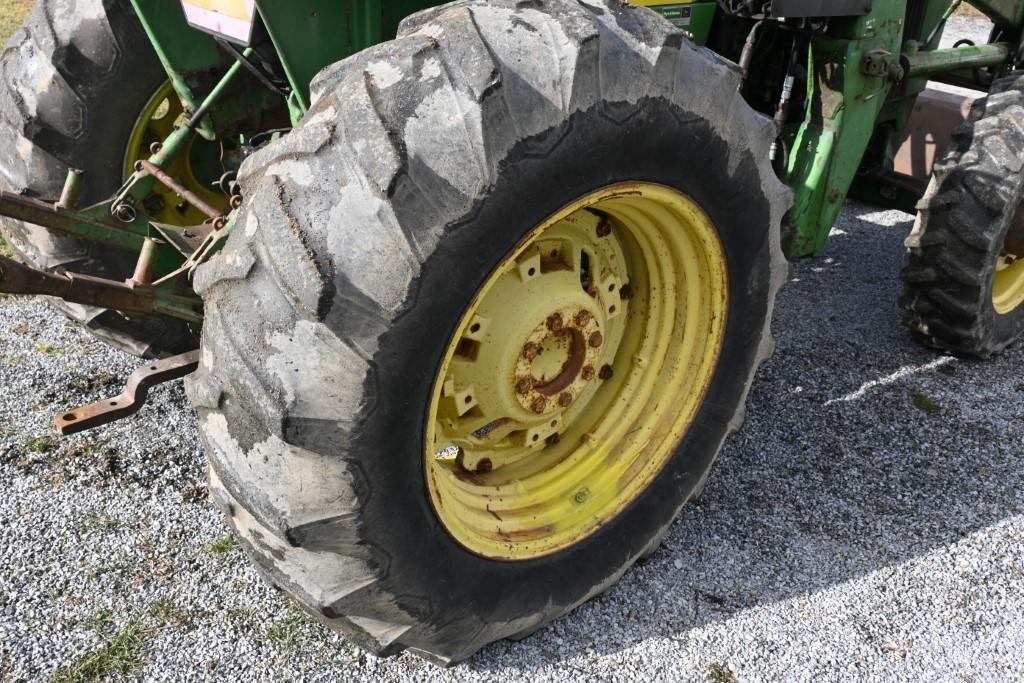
[0,0,196,357]
[903,73,1024,356]
[187,0,789,663]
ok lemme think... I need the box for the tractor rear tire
[902,73,1024,356]
[0,0,196,357]
[187,0,789,663]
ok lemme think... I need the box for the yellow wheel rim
[993,253,1024,315]
[424,183,729,561]
[123,81,226,226]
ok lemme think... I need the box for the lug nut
[582,365,596,381]
[547,313,564,332]
[619,283,634,300]
[546,433,561,446]
[516,377,533,395]
[558,392,573,408]
[599,364,614,380]
[575,310,592,326]
[530,396,547,414]
[522,342,541,361]
[589,331,604,348]
[596,218,612,237]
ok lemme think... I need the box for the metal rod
[926,0,964,47]
[55,169,84,210]
[0,190,145,253]
[903,43,1010,78]
[131,237,162,285]
[137,160,223,221]
[149,47,254,170]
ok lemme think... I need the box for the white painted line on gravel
[825,357,956,406]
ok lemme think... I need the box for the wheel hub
[514,307,602,414]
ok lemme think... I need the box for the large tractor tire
[903,73,1024,356]
[0,0,196,357]
[187,0,790,663]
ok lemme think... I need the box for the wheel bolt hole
[470,323,480,333]
[528,267,536,276]
[609,305,616,314]
[464,396,473,404]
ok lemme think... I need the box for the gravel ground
[1,199,1021,682]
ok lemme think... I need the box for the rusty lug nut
[229,194,244,210]
[619,282,634,300]
[516,377,533,395]
[575,310,592,326]
[558,392,573,408]
[596,218,612,237]
[522,342,541,361]
[547,312,564,332]
[589,331,604,348]
[582,365,596,381]
[530,396,547,414]
[599,364,614,380]
[546,433,561,446]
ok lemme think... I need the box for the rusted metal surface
[0,255,156,313]
[131,237,162,285]
[55,169,84,210]
[54,350,200,435]
[893,88,976,183]
[137,159,224,222]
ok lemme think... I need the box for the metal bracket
[54,350,200,435]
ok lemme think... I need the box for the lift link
[54,350,201,436]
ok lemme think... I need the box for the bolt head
[596,219,612,237]
[599,364,614,380]
[547,313,564,332]
[522,342,541,361]
[558,392,573,408]
[574,310,592,326]
[582,365,596,381]
[619,283,634,300]
[516,377,533,395]
[589,331,604,348]
[546,433,561,446]
[530,396,547,414]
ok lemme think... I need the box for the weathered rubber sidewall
[333,98,775,639]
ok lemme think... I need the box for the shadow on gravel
[469,201,1024,671]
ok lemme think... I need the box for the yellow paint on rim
[424,183,729,560]
[123,81,226,226]
[993,254,1024,314]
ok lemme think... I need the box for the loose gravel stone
[1,200,1021,682]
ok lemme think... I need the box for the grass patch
[203,535,240,555]
[52,618,149,683]
[24,435,58,453]
[0,0,31,45]
[0,237,11,259]
[705,662,738,683]
[34,342,63,354]
[266,610,314,652]
[81,513,124,533]
[912,391,941,415]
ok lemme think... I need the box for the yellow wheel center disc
[123,81,227,226]
[424,183,729,560]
